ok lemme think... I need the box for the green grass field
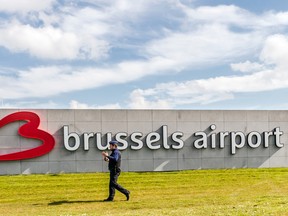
[1,168,288,216]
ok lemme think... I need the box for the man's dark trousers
[109,170,129,199]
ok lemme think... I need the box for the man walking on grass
[102,140,130,202]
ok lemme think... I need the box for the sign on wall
[0,110,287,174]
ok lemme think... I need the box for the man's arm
[108,150,119,162]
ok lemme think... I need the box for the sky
[1,0,288,110]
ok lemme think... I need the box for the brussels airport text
[64,125,284,155]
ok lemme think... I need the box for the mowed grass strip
[1,168,288,216]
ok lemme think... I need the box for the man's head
[109,140,118,150]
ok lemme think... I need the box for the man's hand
[102,151,108,157]
[102,151,109,162]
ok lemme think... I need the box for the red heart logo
[0,111,55,161]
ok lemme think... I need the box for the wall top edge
[0,108,288,112]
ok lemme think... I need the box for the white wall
[0,109,287,175]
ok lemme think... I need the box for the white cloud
[0,29,288,104]
[230,61,266,73]
[0,23,78,60]
[260,34,288,66]
[69,100,120,109]
[0,1,159,60]
[181,5,254,26]
[0,20,110,60]
[143,4,288,70]
[145,24,263,68]
[0,0,56,13]
[2,2,288,109]
[70,100,93,109]
[128,89,171,109]
[0,2,162,62]
[0,63,141,99]
[0,1,285,62]
[127,34,288,108]
[180,4,288,29]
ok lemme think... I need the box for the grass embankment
[1,168,288,215]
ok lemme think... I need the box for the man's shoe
[103,198,113,202]
[125,191,130,201]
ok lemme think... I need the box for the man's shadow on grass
[48,200,104,205]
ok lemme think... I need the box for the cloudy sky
[1,0,288,110]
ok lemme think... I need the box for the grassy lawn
[1,168,288,215]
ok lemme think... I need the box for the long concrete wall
[0,109,288,175]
